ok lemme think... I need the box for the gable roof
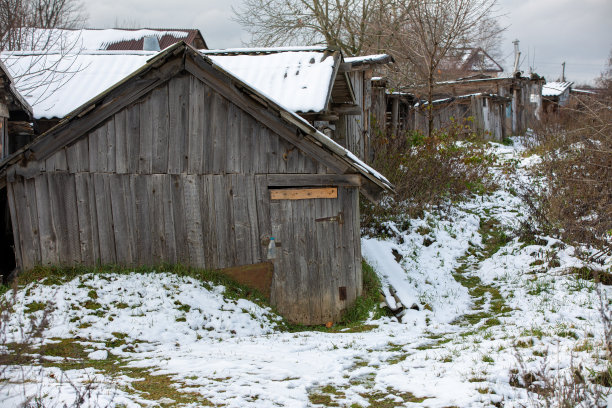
[4,28,207,52]
[202,47,348,114]
[3,46,358,120]
[0,42,392,197]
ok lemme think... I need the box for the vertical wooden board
[187,76,204,174]
[170,175,188,264]
[201,175,219,268]
[292,199,311,323]
[109,175,131,264]
[74,173,93,264]
[126,103,141,173]
[201,83,214,174]
[183,174,205,267]
[139,96,154,174]
[244,175,260,263]
[10,182,36,269]
[239,111,254,173]
[264,125,280,173]
[46,174,69,264]
[149,174,165,263]
[161,174,177,263]
[256,123,269,174]
[341,187,357,304]
[6,183,23,269]
[254,175,271,260]
[279,199,297,319]
[225,103,240,173]
[23,179,42,266]
[63,174,81,264]
[132,175,152,265]
[212,175,234,267]
[168,75,189,174]
[66,143,79,173]
[122,175,137,265]
[268,199,284,311]
[152,85,170,173]
[96,122,109,172]
[350,188,362,298]
[231,175,249,266]
[211,94,228,173]
[86,173,101,264]
[106,117,116,173]
[303,199,322,323]
[315,197,334,322]
[93,174,116,265]
[114,109,128,174]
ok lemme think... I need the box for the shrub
[362,119,496,232]
[524,94,612,256]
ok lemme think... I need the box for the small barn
[0,42,393,325]
[542,81,573,113]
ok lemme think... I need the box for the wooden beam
[266,174,361,187]
[270,187,337,200]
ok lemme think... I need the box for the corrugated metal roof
[2,51,155,119]
[542,81,573,97]
[203,49,338,113]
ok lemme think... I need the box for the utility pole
[561,62,566,82]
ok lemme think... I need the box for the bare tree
[233,0,396,56]
[387,0,500,137]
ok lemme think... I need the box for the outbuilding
[0,42,393,325]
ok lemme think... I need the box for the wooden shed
[0,42,392,325]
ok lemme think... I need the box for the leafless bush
[523,95,612,257]
[362,119,495,231]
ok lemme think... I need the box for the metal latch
[315,211,344,224]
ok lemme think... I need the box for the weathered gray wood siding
[335,71,371,161]
[7,72,362,324]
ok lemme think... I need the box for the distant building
[438,47,504,79]
[542,81,573,113]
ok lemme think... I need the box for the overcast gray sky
[85,0,611,85]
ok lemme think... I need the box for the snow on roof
[7,28,194,52]
[203,49,336,113]
[542,81,573,97]
[344,54,392,65]
[1,51,155,119]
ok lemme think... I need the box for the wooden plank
[149,174,164,263]
[161,174,177,263]
[87,126,99,172]
[109,175,131,264]
[170,174,188,264]
[168,75,189,174]
[212,175,235,267]
[304,197,321,323]
[106,117,116,173]
[292,199,310,323]
[244,175,260,263]
[86,173,101,264]
[6,183,23,269]
[23,179,42,266]
[231,175,250,266]
[133,175,152,265]
[74,173,94,264]
[225,103,240,173]
[93,174,116,264]
[10,182,36,269]
[187,76,204,174]
[341,187,357,305]
[266,174,361,187]
[97,122,109,172]
[240,110,255,173]
[211,93,228,173]
[139,96,153,174]
[270,187,337,200]
[114,109,128,174]
[126,103,141,173]
[315,196,335,322]
[183,174,205,266]
[254,175,271,262]
[200,175,218,268]
[151,85,170,173]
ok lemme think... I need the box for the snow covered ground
[1,139,610,407]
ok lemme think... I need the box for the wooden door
[269,186,359,325]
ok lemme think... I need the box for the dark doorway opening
[0,187,16,283]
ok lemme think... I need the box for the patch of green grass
[482,355,494,363]
[24,301,47,314]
